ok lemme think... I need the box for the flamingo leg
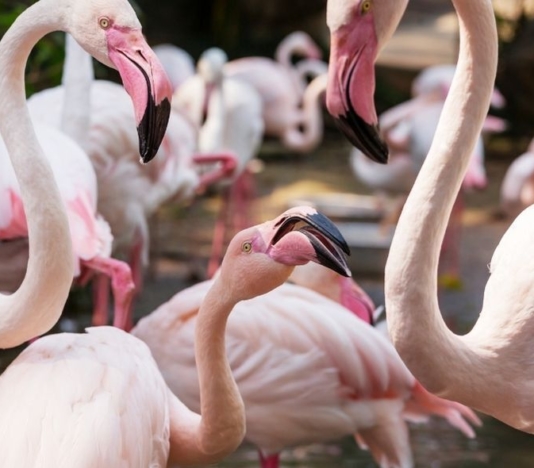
[91,274,111,327]
[82,256,136,331]
[259,452,280,468]
[193,152,237,190]
[232,166,256,232]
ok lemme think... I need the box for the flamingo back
[133,281,417,454]
[0,327,170,468]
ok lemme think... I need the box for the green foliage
[0,1,64,96]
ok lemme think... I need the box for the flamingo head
[218,207,351,302]
[197,48,227,84]
[66,0,173,163]
[326,0,407,163]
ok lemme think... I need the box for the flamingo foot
[259,452,280,468]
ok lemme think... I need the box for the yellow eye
[361,1,372,14]
[99,17,110,29]
[242,241,252,253]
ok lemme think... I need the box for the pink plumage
[133,275,480,468]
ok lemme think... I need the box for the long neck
[275,37,298,68]
[384,0,497,394]
[0,0,74,348]
[199,78,226,153]
[60,33,93,151]
[168,279,245,462]
[282,74,326,153]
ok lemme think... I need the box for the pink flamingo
[350,64,505,287]
[0,0,353,462]
[500,138,534,218]
[0,123,135,330]
[133,257,480,468]
[0,0,170,349]
[329,0,534,435]
[175,47,264,277]
[28,37,237,324]
[289,261,377,324]
[224,32,328,153]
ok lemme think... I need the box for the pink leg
[92,274,111,326]
[259,452,280,468]
[193,152,237,190]
[231,167,256,233]
[82,256,136,331]
[207,189,231,279]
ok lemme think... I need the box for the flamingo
[0,0,170,349]
[28,36,237,315]
[224,33,327,153]
[500,138,534,218]
[174,47,264,277]
[0,1,357,463]
[288,261,377,324]
[328,0,534,434]
[275,31,322,69]
[133,257,480,468]
[153,43,195,91]
[350,64,505,287]
[0,123,135,330]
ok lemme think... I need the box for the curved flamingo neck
[384,0,497,394]
[167,277,244,463]
[282,74,327,153]
[0,0,74,348]
[275,36,308,68]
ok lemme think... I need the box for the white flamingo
[175,47,264,277]
[224,32,328,153]
[327,0,534,434]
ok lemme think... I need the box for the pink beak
[326,17,388,163]
[107,27,173,163]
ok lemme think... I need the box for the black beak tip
[137,97,172,165]
[334,112,389,164]
[307,212,351,255]
[139,146,157,164]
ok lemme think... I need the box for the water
[211,416,534,467]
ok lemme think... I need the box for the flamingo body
[28,79,201,280]
[0,123,112,276]
[0,327,170,467]
[133,281,480,467]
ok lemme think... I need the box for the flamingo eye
[242,241,252,253]
[99,17,111,29]
[361,1,372,14]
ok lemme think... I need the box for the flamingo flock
[0,0,534,466]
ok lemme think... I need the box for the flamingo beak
[269,207,351,277]
[326,21,388,163]
[106,27,173,163]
